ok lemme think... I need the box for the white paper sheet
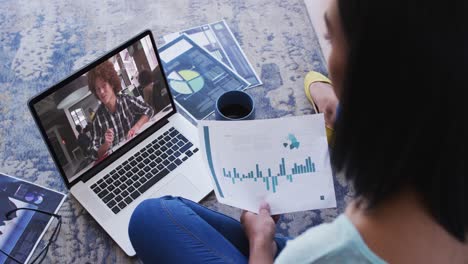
[198,114,336,214]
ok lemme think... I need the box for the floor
[0,0,352,262]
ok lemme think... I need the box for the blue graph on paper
[203,126,317,196]
[222,156,316,193]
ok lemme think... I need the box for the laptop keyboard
[90,127,199,214]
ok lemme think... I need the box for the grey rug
[0,0,352,262]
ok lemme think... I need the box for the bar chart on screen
[199,115,337,214]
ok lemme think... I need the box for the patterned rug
[0,0,352,262]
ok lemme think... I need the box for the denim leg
[175,197,251,256]
[177,197,289,257]
[128,196,289,263]
[128,196,247,263]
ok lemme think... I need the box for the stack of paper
[159,21,262,121]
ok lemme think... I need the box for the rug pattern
[0,0,352,262]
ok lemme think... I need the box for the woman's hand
[241,202,278,264]
[127,126,138,139]
[128,115,150,139]
[97,128,114,159]
[104,128,114,146]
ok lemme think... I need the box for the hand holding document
[198,114,337,214]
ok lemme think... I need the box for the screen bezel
[28,30,177,189]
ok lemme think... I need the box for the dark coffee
[220,104,251,119]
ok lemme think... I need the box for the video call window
[34,36,173,182]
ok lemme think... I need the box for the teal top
[275,214,387,264]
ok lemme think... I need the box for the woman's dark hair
[332,0,467,242]
[87,60,122,97]
[138,70,153,87]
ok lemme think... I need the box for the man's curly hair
[87,60,122,97]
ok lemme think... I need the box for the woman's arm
[241,203,277,264]
[248,238,276,264]
[127,115,149,139]
[124,95,154,139]
[89,117,107,160]
[97,142,110,159]
[97,128,114,159]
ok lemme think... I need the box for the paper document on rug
[198,114,336,215]
[162,20,262,88]
[0,172,66,264]
[159,34,251,121]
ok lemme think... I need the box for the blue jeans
[128,196,288,263]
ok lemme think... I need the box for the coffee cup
[215,90,255,120]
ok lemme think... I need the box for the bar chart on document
[198,114,337,214]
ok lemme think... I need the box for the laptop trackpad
[152,174,201,199]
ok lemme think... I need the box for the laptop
[28,30,213,256]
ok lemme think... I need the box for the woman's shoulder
[118,93,131,100]
[275,215,350,262]
[120,93,142,103]
[275,214,386,264]
[94,103,106,115]
[117,93,137,105]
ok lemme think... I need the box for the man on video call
[87,60,154,160]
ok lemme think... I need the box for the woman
[87,60,154,160]
[128,0,468,263]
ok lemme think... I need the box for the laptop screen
[30,32,174,185]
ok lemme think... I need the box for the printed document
[198,114,336,214]
[163,20,262,88]
[159,34,250,121]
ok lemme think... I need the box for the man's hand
[241,202,277,263]
[104,128,114,146]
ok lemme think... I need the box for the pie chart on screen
[168,70,205,95]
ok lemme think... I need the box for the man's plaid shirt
[90,94,154,159]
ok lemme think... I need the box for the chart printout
[198,114,337,214]
[163,20,262,88]
[159,34,250,121]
